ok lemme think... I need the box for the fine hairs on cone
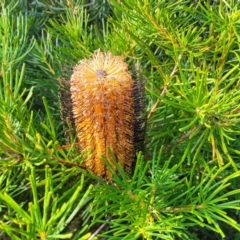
[69,50,145,179]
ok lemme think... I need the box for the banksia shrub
[1,0,240,239]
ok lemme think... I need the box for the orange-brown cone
[70,50,144,179]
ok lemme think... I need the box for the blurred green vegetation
[0,0,240,239]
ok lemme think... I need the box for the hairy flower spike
[70,50,145,179]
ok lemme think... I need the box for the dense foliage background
[0,0,240,239]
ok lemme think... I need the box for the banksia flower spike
[70,50,145,179]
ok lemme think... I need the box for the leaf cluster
[91,151,240,239]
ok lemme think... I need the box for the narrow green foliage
[109,0,240,171]
[0,166,92,239]
[0,5,34,70]
[91,152,240,239]
[47,5,94,63]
